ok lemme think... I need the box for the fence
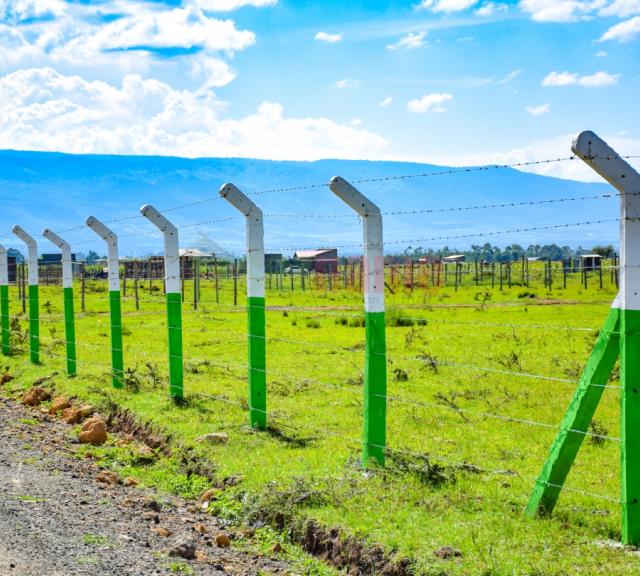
[0,131,639,547]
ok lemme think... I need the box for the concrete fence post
[12,226,39,364]
[220,183,267,430]
[0,246,9,355]
[42,228,76,376]
[329,177,387,467]
[86,217,123,389]
[140,205,183,400]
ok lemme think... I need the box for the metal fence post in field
[140,205,184,400]
[220,183,267,430]
[526,130,640,546]
[330,176,387,467]
[42,228,76,376]
[86,216,124,389]
[12,226,39,364]
[0,246,9,356]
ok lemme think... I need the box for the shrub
[306,319,321,329]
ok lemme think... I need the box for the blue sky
[0,0,639,181]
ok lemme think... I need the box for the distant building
[39,253,77,264]
[442,254,466,264]
[294,249,338,274]
[7,256,17,283]
[580,254,603,271]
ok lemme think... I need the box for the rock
[96,470,119,485]
[49,396,71,415]
[195,550,208,562]
[194,524,208,535]
[22,387,51,407]
[270,542,284,554]
[62,407,82,424]
[215,533,231,548]
[152,527,172,537]
[200,488,219,503]
[0,373,14,385]
[135,444,155,462]
[144,498,162,512]
[434,546,463,560]
[78,404,95,418]
[168,539,197,560]
[123,477,139,487]
[195,433,228,445]
[79,417,108,445]
[142,512,160,524]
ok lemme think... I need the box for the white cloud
[314,31,344,43]
[542,70,620,87]
[191,0,277,10]
[417,0,479,12]
[335,78,359,89]
[386,31,427,50]
[379,96,393,107]
[407,92,453,113]
[600,15,640,42]
[0,67,388,161]
[475,2,509,16]
[595,49,608,56]
[518,0,601,22]
[420,133,640,183]
[526,103,551,116]
[457,35,475,42]
[498,69,522,84]
[598,0,640,17]
[0,0,66,23]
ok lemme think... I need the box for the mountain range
[0,150,618,257]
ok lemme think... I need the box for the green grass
[2,266,635,575]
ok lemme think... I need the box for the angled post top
[219,183,261,217]
[329,177,381,217]
[42,228,71,251]
[86,216,117,241]
[140,204,178,234]
[572,130,640,195]
[12,225,37,247]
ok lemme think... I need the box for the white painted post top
[140,205,177,234]
[43,228,73,289]
[219,183,262,217]
[0,245,7,285]
[12,225,36,248]
[139,204,180,294]
[86,216,117,242]
[42,228,71,251]
[572,131,640,194]
[329,176,381,217]
[12,225,38,285]
[86,216,119,292]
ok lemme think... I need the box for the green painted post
[526,307,619,516]
[43,229,76,376]
[529,131,640,545]
[0,246,10,355]
[12,226,39,364]
[220,184,267,429]
[330,177,387,467]
[86,217,123,388]
[140,205,183,400]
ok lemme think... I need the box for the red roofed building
[294,248,338,274]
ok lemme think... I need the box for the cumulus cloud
[335,78,359,89]
[0,0,66,24]
[542,70,620,87]
[407,93,453,113]
[314,31,344,43]
[475,2,509,16]
[519,0,640,22]
[386,31,427,50]
[600,16,640,42]
[525,103,550,116]
[417,0,479,12]
[191,0,278,11]
[0,67,388,160]
[379,96,393,108]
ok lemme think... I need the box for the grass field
[1,263,636,575]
